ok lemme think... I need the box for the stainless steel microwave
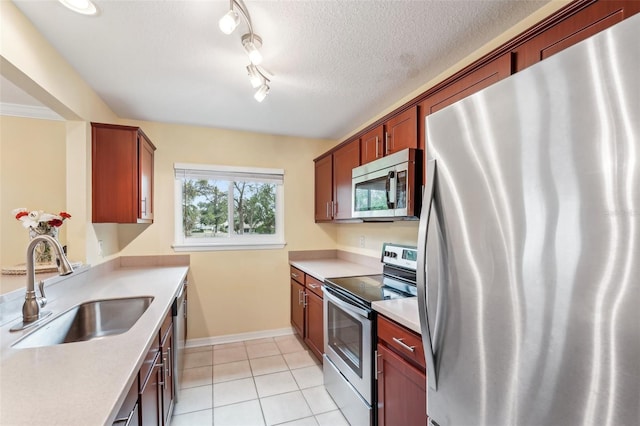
[352,148,421,219]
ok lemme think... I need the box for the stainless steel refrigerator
[417,14,640,426]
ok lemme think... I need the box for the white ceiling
[6,0,550,139]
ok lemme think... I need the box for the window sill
[172,241,286,252]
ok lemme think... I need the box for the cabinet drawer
[377,315,425,370]
[305,275,323,298]
[290,266,304,284]
[139,339,160,387]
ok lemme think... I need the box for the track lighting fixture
[218,9,240,34]
[242,34,263,65]
[247,65,265,88]
[254,84,270,103]
[58,0,97,15]
[219,0,271,101]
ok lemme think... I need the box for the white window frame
[173,163,286,251]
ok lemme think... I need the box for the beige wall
[0,116,67,282]
[110,120,337,338]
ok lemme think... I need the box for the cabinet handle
[326,202,330,219]
[385,132,390,155]
[113,408,135,425]
[291,273,299,279]
[141,197,147,215]
[303,292,308,307]
[333,201,337,216]
[308,283,320,289]
[298,289,303,305]
[375,350,382,380]
[392,337,416,352]
[167,347,172,377]
[156,362,164,386]
[184,299,187,319]
[375,136,379,158]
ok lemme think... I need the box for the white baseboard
[185,327,296,348]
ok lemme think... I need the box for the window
[173,163,285,251]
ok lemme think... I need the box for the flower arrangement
[12,208,71,233]
[12,208,71,264]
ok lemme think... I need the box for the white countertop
[0,262,188,425]
[372,297,421,334]
[290,254,421,335]
[289,259,382,281]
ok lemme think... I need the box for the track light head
[254,84,270,102]
[247,65,265,88]
[242,34,263,65]
[219,9,240,34]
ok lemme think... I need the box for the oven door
[323,286,373,404]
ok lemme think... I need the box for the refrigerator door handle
[417,158,438,390]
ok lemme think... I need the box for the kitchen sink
[12,296,154,349]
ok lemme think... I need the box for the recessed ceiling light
[58,0,98,16]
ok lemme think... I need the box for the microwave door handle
[386,171,396,208]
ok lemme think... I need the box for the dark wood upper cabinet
[332,139,360,220]
[314,138,360,222]
[384,107,418,156]
[417,53,512,183]
[92,123,156,224]
[360,108,418,165]
[361,125,384,164]
[314,154,333,222]
[512,0,640,72]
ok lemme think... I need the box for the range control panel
[381,243,418,271]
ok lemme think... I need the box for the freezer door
[422,15,640,426]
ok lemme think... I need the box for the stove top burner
[324,273,416,306]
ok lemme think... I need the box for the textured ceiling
[7,0,550,139]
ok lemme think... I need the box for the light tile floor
[171,335,350,426]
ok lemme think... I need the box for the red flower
[60,212,72,219]
[15,211,28,220]
[48,219,64,227]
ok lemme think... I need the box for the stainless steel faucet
[10,234,74,332]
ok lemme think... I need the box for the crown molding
[0,102,63,121]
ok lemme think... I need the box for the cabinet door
[361,125,384,164]
[140,352,162,426]
[91,123,156,224]
[314,155,333,222]
[332,139,360,220]
[304,290,323,362]
[377,343,427,426]
[161,326,174,425]
[418,53,512,184]
[92,124,139,223]
[290,279,305,337]
[138,133,154,222]
[385,107,417,156]
[513,1,640,72]
[113,375,139,426]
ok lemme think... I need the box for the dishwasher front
[172,280,187,401]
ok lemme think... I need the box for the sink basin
[12,296,154,349]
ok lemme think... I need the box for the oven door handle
[324,287,370,319]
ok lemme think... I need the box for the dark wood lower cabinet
[377,343,427,426]
[304,290,323,360]
[291,279,305,337]
[113,375,140,426]
[113,309,174,426]
[139,352,162,426]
